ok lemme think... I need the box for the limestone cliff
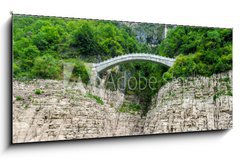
[12,71,232,143]
[143,71,232,134]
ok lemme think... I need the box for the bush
[34,89,44,95]
[16,96,23,101]
[31,54,61,79]
[119,102,142,114]
[13,62,21,78]
[63,59,90,84]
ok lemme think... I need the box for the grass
[85,93,104,105]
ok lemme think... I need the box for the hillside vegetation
[13,15,232,115]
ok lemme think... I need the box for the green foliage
[213,89,232,102]
[16,96,23,101]
[13,15,141,79]
[119,102,142,114]
[33,25,64,51]
[31,54,61,79]
[34,89,44,95]
[85,93,104,105]
[119,62,168,113]
[158,26,232,78]
[70,23,99,56]
[64,59,90,84]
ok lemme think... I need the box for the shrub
[119,102,142,114]
[31,54,61,79]
[13,62,21,78]
[63,59,90,84]
[34,89,44,95]
[16,96,23,101]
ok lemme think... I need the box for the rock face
[143,71,232,134]
[12,71,232,143]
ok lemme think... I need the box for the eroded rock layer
[12,71,232,143]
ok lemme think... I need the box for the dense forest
[13,16,140,80]
[13,15,232,115]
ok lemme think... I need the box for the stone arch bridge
[89,53,176,85]
[92,53,175,73]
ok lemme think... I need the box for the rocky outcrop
[143,71,232,134]
[13,80,142,143]
[12,71,232,143]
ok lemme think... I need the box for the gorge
[12,71,232,143]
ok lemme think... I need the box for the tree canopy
[158,26,232,78]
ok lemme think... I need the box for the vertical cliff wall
[12,71,232,143]
[143,71,232,134]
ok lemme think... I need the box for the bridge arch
[92,53,175,73]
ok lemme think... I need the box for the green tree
[70,23,99,57]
